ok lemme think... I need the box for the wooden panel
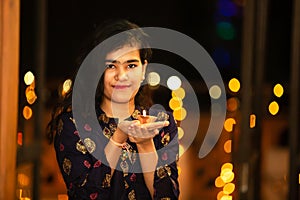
[0,0,20,199]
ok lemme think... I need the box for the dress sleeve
[153,112,180,200]
[54,112,112,200]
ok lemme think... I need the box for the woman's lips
[113,85,130,89]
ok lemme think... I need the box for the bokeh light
[228,78,240,92]
[215,176,225,188]
[173,107,187,121]
[62,79,72,94]
[224,118,236,132]
[273,83,284,98]
[177,126,184,140]
[223,183,235,194]
[24,71,35,86]
[147,72,160,87]
[224,140,232,153]
[268,101,279,115]
[169,97,183,110]
[216,22,236,40]
[23,106,33,120]
[227,97,239,112]
[209,85,222,99]
[172,87,186,99]
[167,76,181,90]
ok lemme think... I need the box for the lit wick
[139,110,150,124]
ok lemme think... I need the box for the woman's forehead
[105,45,141,62]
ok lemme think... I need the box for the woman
[47,19,180,200]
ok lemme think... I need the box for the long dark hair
[46,18,153,144]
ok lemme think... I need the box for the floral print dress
[54,107,180,200]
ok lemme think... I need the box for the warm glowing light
[220,195,233,200]
[62,79,72,94]
[58,194,69,200]
[178,127,184,140]
[177,166,182,176]
[268,101,279,115]
[179,144,185,157]
[24,71,35,85]
[227,97,239,112]
[23,106,33,120]
[17,132,23,146]
[221,163,233,171]
[221,169,235,183]
[228,78,240,93]
[217,191,225,200]
[169,97,183,110]
[224,118,236,132]
[224,140,232,153]
[18,173,30,186]
[209,85,222,99]
[273,83,284,98]
[250,114,256,128]
[172,87,186,99]
[173,107,187,121]
[147,72,160,86]
[215,176,225,188]
[167,76,181,90]
[223,183,235,194]
[25,86,37,104]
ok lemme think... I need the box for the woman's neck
[100,100,135,121]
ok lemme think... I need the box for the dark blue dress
[54,107,180,200]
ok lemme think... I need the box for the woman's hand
[127,120,169,144]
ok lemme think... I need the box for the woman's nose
[115,68,128,81]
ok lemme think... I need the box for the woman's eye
[127,64,137,69]
[106,64,115,69]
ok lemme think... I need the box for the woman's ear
[142,60,148,80]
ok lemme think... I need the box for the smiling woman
[46,19,180,200]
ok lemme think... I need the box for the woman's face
[102,45,147,105]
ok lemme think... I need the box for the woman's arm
[54,112,113,199]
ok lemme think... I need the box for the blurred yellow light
[220,195,232,200]
[224,140,232,153]
[224,118,236,132]
[179,144,185,157]
[172,87,186,99]
[209,85,222,99]
[221,169,235,183]
[25,86,37,104]
[147,72,160,86]
[250,114,256,128]
[221,163,233,171]
[273,83,284,97]
[169,97,183,110]
[62,79,72,94]
[23,106,32,120]
[178,126,184,140]
[228,78,240,93]
[223,183,235,194]
[268,101,279,115]
[18,173,30,186]
[217,191,225,200]
[24,71,35,85]
[215,176,225,188]
[177,166,182,176]
[173,107,187,121]
[227,97,239,112]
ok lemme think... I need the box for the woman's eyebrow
[105,59,140,64]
